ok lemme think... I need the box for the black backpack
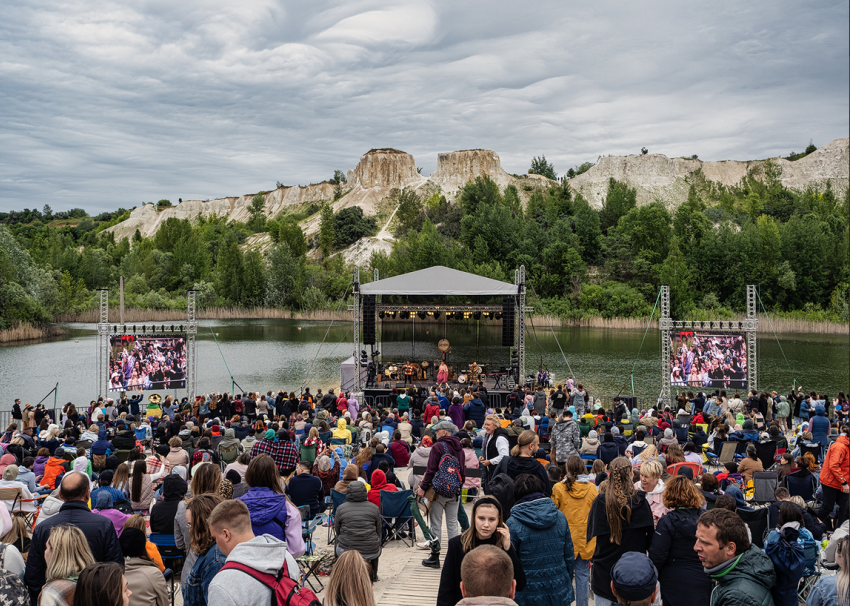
[486,458,516,517]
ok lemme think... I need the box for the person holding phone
[436,496,525,606]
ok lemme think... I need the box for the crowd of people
[0,381,846,606]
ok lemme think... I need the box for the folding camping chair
[705,440,737,470]
[753,441,777,471]
[580,454,596,471]
[380,489,414,547]
[327,489,347,545]
[751,471,779,504]
[800,443,822,463]
[784,473,818,504]
[149,534,183,606]
[735,507,769,548]
[462,467,482,503]
[797,535,823,603]
[666,462,702,478]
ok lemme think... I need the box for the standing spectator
[183,494,225,606]
[437,497,525,606]
[550,410,582,472]
[463,393,486,430]
[38,525,95,606]
[571,384,587,417]
[479,416,510,490]
[455,545,520,606]
[648,475,712,606]
[694,508,775,606]
[816,425,849,532]
[805,535,848,606]
[418,421,465,568]
[505,474,574,606]
[636,460,668,527]
[175,463,221,585]
[587,457,654,606]
[24,472,123,604]
[609,552,659,606]
[120,528,168,606]
[497,430,551,497]
[551,455,597,606]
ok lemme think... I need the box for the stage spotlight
[132,325,136,332]
[161,325,165,331]
[379,311,385,319]
[170,324,175,332]
[473,311,481,320]
[142,325,146,333]
[433,311,440,319]
[418,311,427,320]
[709,322,714,329]
[400,311,410,319]
[738,321,743,330]
[495,312,502,320]
[179,325,183,332]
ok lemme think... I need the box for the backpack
[220,560,320,606]
[0,544,28,606]
[487,460,516,516]
[219,442,239,464]
[432,443,463,498]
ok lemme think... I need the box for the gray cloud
[0,0,847,213]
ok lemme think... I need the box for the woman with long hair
[497,430,551,497]
[587,457,654,606]
[238,454,291,544]
[39,525,96,606]
[75,562,131,606]
[112,463,131,497]
[324,551,376,606]
[129,459,165,514]
[182,494,225,606]
[175,463,221,584]
[436,497,525,606]
[552,456,598,606]
[648,476,711,606]
[807,536,848,606]
[664,443,685,465]
[631,444,660,469]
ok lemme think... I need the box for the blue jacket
[810,405,830,446]
[438,395,450,410]
[506,496,575,606]
[183,544,226,606]
[463,398,486,429]
[238,487,288,542]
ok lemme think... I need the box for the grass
[0,323,67,343]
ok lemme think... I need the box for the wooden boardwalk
[376,526,449,606]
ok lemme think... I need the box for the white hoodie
[207,534,300,606]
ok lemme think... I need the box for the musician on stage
[436,361,449,389]
[403,361,415,385]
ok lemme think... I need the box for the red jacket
[820,434,849,490]
[367,470,397,507]
[424,403,440,423]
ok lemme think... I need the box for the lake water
[0,319,847,410]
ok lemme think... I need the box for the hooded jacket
[32,455,48,478]
[207,535,300,606]
[39,456,69,489]
[464,398,486,429]
[333,481,382,558]
[648,508,711,606]
[819,434,849,491]
[707,544,776,606]
[550,419,581,462]
[421,435,466,491]
[92,491,131,536]
[367,469,397,507]
[551,476,598,559]
[505,496,575,606]
[332,419,352,444]
[581,432,599,454]
[124,557,169,606]
[150,475,188,534]
[809,405,830,445]
[448,400,465,430]
[500,456,552,497]
[238,486,288,543]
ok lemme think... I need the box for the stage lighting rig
[433,311,440,319]
[473,311,481,320]
[417,311,427,320]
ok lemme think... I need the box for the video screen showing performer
[669,332,746,389]
[109,335,187,392]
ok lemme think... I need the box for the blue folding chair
[380,489,414,547]
[784,473,817,503]
[580,454,596,471]
[149,534,183,606]
[330,438,347,446]
[328,489,347,545]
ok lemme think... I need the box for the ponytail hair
[563,455,585,492]
[510,430,537,457]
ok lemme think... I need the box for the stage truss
[659,284,758,404]
[96,290,199,400]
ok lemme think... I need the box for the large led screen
[670,332,746,389]
[109,335,187,391]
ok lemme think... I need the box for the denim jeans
[593,592,617,606]
[457,500,470,532]
[575,557,590,606]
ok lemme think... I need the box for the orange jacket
[820,435,849,491]
[40,457,69,489]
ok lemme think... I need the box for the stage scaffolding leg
[187,290,197,401]
[97,289,109,398]
[659,285,671,406]
[746,285,758,393]
[515,266,526,386]
[353,267,361,395]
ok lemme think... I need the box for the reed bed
[0,323,66,343]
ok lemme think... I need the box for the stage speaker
[363,295,376,345]
[501,296,515,347]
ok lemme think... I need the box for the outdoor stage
[362,373,515,410]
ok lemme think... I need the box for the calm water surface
[0,319,847,410]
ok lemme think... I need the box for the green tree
[248,194,266,232]
[319,202,335,258]
[660,237,693,316]
[529,155,556,180]
[617,202,672,264]
[599,178,637,234]
[157,199,172,209]
[334,207,377,248]
[278,220,307,258]
[394,188,423,237]
[265,242,302,307]
[673,185,712,248]
[331,170,347,200]
[241,250,266,306]
[572,193,602,264]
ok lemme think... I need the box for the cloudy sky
[1,0,847,213]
